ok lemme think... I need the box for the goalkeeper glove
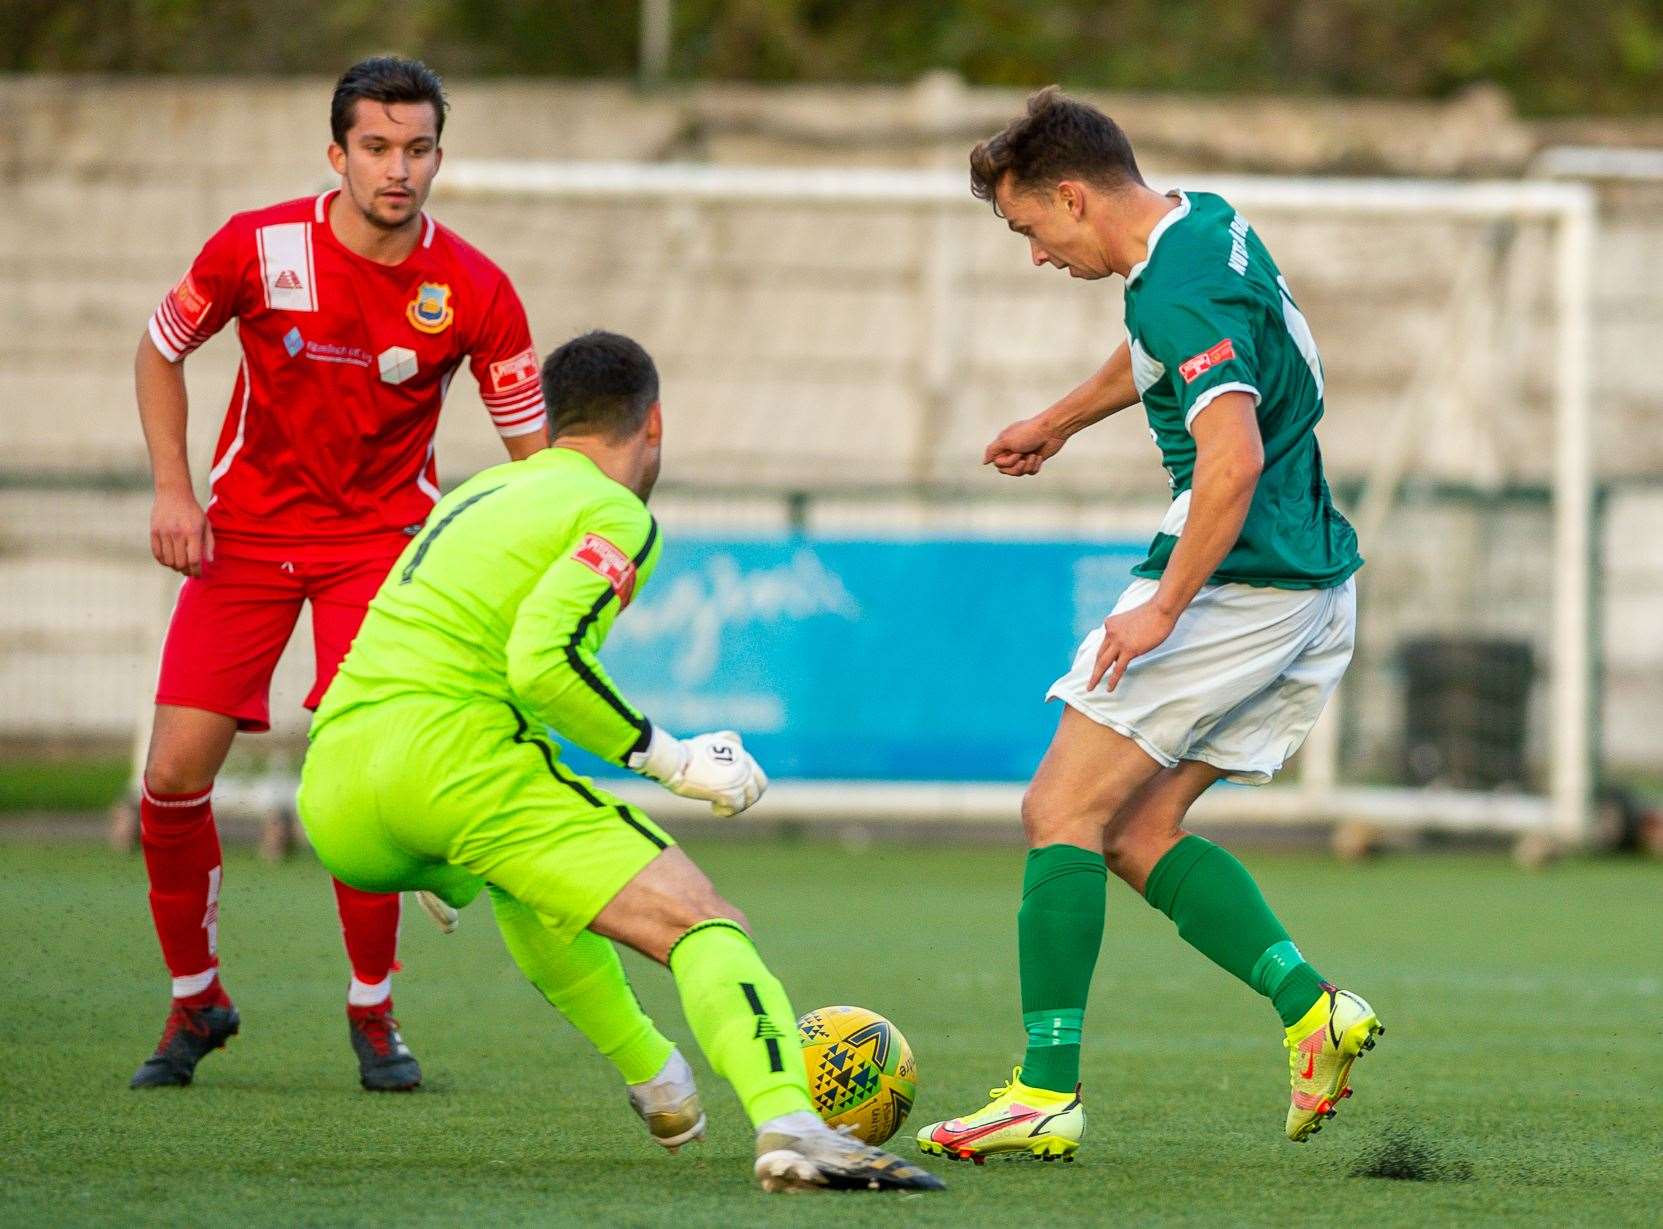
[628,725,768,817]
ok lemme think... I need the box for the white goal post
[142,163,1594,847]
[433,162,1597,844]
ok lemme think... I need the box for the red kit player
[131,58,549,1090]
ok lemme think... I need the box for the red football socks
[333,880,401,1004]
[139,780,222,990]
[142,782,404,1004]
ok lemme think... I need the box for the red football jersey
[148,190,546,561]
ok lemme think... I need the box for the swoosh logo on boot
[930,1109,1042,1147]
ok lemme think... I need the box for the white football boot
[754,1111,945,1193]
[628,1049,707,1152]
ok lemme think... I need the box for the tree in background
[4,0,1661,116]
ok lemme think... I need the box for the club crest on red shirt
[406,282,454,334]
[490,347,540,393]
[1179,338,1236,383]
[572,533,638,607]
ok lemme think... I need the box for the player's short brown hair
[541,331,660,441]
[969,86,1144,214]
[331,56,449,146]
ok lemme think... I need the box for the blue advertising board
[563,536,1146,782]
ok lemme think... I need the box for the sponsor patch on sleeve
[170,273,211,327]
[490,347,541,394]
[572,532,638,607]
[1178,338,1236,383]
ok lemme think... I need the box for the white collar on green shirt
[1124,190,1191,288]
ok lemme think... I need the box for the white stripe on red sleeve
[158,302,210,353]
[487,406,545,425]
[148,312,186,362]
[485,403,544,425]
[495,413,547,439]
[152,298,212,359]
[482,394,545,417]
[491,401,547,428]
[490,412,547,435]
[154,297,189,341]
[478,379,542,404]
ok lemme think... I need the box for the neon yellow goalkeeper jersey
[311,447,662,765]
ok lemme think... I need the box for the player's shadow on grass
[139,1074,460,1096]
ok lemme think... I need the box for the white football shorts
[1047,575,1357,785]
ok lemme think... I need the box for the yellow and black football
[796,1005,918,1145]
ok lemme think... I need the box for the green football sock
[1018,844,1108,1094]
[490,886,674,1085]
[666,919,814,1126]
[1142,835,1328,1027]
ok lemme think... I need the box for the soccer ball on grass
[796,1005,917,1145]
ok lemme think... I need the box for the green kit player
[915,90,1383,1164]
[298,331,942,1195]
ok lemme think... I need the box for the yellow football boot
[1285,987,1383,1141]
[915,1068,1083,1164]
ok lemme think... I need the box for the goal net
[103,162,1597,844]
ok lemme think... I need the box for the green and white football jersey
[1124,190,1361,590]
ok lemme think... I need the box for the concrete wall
[2,77,1659,781]
[7,76,1657,485]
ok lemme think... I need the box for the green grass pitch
[3,839,1659,1227]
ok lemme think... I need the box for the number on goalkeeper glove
[629,726,768,817]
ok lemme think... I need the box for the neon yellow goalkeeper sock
[490,886,674,1085]
[667,919,814,1126]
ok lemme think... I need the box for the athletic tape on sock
[172,968,218,999]
[348,975,393,1007]
[1023,1007,1085,1049]
[1249,939,1307,999]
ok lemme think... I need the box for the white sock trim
[631,1047,690,1092]
[143,783,212,808]
[348,974,392,1007]
[172,968,218,998]
[757,1110,824,1139]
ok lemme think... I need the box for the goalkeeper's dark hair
[331,56,449,146]
[541,331,660,441]
[969,86,1144,215]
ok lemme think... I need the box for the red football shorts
[155,549,404,732]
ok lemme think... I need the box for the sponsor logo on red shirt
[303,339,373,368]
[378,346,418,385]
[572,532,638,607]
[1179,338,1236,383]
[490,347,540,393]
[171,273,211,327]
